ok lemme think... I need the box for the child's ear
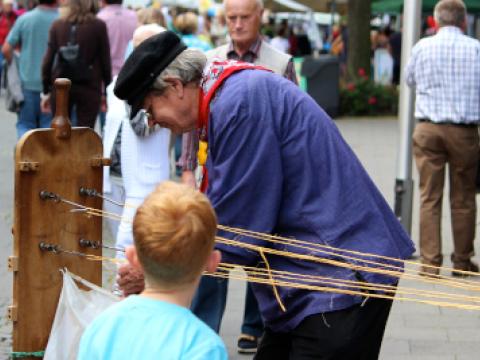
[205,250,221,273]
[125,246,141,270]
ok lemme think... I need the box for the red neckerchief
[198,60,271,192]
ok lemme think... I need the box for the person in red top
[0,0,17,78]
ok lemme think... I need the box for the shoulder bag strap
[69,24,77,45]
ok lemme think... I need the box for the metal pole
[394,0,422,234]
[331,0,336,28]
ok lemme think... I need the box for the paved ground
[0,101,15,359]
[0,106,479,359]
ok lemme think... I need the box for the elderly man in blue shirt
[114,31,415,359]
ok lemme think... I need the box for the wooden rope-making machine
[9,79,108,358]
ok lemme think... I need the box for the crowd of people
[5,0,480,359]
[1,0,316,140]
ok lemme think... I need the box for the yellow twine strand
[80,207,480,292]
[214,231,480,291]
[216,236,480,292]
[206,269,480,311]
[80,206,480,287]
[82,193,477,278]
[219,225,480,278]
[259,250,286,312]
[45,196,480,293]
[42,248,480,312]
[216,265,480,304]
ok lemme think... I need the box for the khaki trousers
[413,122,478,267]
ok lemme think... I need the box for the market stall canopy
[372,0,480,14]
[265,0,348,13]
[264,0,312,12]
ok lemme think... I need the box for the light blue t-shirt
[78,295,228,360]
[6,6,58,92]
[181,34,212,52]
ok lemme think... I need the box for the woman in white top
[107,24,171,257]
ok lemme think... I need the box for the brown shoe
[452,261,479,277]
[419,265,440,278]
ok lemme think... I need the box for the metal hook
[79,238,100,249]
[39,242,60,253]
[39,191,59,202]
[79,187,98,197]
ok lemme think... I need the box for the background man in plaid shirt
[406,0,480,277]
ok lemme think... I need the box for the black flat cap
[114,31,187,119]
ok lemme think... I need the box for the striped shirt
[226,36,298,84]
[405,26,480,124]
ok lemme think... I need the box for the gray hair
[152,49,207,92]
[434,0,466,28]
[223,0,264,10]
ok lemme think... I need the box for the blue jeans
[191,275,264,337]
[70,105,78,127]
[16,89,52,140]
[98,111,106,135]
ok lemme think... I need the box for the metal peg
[38,242,59,253]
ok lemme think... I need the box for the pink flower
[346,83,355,92]
[368,96,377,105]
[358,68,366,77]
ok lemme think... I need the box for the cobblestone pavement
[1,109,479,359]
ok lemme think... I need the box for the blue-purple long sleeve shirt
[206,69,415,332]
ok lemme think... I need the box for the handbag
[3,54,23,112]
[54,24,93,84]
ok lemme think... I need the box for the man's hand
[100,95,107,113]
[40,93,51,114]
[117,263,145,297]
[1,42,12,63]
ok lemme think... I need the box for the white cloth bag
[44,269,119,360]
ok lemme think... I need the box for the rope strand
[39,191,480,312]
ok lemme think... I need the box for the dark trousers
[191,275,263,337]
[255,297,393,360]
[51,85,101,129]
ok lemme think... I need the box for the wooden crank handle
[51,78,72,139]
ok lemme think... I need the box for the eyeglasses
[137,109,155,130]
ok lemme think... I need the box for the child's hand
[117,263,145,296]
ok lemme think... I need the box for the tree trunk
[347,0,372,79]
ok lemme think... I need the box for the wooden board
[11,94,104,355]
